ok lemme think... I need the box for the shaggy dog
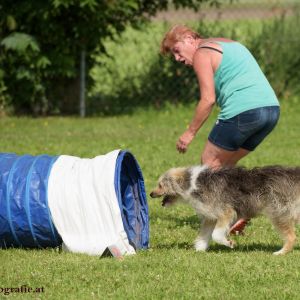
[150,165,300,255]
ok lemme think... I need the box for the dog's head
[150,167,188,206]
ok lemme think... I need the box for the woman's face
[171,36,197,66]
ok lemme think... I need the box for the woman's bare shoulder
[198,38,236,52]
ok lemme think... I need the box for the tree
[0,0,219,115]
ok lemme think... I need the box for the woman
[160,25,280,234]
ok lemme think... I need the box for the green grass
[1,97,300,299]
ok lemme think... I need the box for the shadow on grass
[209,243,281,253]
[151,212,300,253]
[0,245,62,252]
[151,213,201,231]
[154,241,300,254]
[154,242,193,250]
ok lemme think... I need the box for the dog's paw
[273,249,287,256]
[194,239,209,252]
[228,239,236,249]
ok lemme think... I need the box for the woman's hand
[176,130,195,153]
[175,50,216,154]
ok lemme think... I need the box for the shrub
[246,13,300,98]
[89,13,300,115]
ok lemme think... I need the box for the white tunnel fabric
[47,149,135,256]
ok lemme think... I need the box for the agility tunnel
[0,150,149,256]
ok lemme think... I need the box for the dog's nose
[150,192,154,198]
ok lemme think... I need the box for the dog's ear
[169,168,187,187]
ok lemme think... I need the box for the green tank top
[213,42,279,120]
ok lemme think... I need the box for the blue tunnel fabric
[0,153,61,248]
[114,151,149,250]
[0,151,149,252]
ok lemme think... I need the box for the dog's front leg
[194,217,217,251]
[212,210,236,249]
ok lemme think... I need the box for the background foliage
[89,12,300,115]
[0,1,299,116]
[0,0,219,115]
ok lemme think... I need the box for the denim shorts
[208,106,280,151]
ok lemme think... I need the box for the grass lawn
[1,97,300,299]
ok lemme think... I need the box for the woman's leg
[201,140,250,168]
[226,147,250,165]
[201,141,250,234]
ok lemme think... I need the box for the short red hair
[160,25,201,55]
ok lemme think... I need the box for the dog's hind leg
[194,218,217,251]
[272,220,296,255]
[212,209,236,249]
